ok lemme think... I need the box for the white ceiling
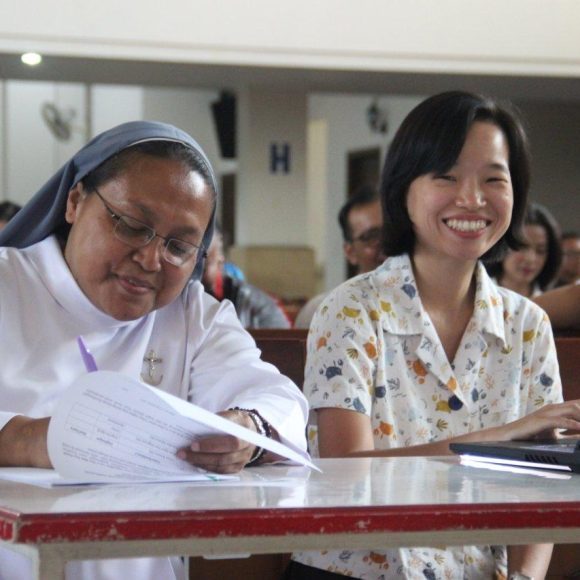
[2,52,580,103]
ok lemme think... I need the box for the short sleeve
[304,281,381,417]
[524,306,563,410]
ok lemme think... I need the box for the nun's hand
[0,416,52,468]
[176,409,258,474]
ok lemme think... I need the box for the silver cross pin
[142,349,163,386]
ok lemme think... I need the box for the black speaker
[211,92,236,159]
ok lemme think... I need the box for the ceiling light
[21,53,42,66]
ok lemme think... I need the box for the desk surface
[2,456,580,550]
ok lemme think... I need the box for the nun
[0,121,309,580]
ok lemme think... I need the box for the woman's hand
[0,416,51,468]
[449,399,580,452]
[176,409,259,474]
[316,401,580,461]
[498,400,580,442]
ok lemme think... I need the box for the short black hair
[338,185,379,242]
[0,200,22,222]
[487,202,562,291]
[380,90,530,262]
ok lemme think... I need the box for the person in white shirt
[0,121,309,580]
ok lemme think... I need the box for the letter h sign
[270,142,291,174]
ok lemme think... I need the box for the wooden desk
[2,456,580,579]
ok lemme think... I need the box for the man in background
[295,186,385,328]
[202,226,290,329]
[557,231,580,286]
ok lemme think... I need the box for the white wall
[306,119,328,293]
[1,82,225,206]
[91,85,144,136]
[2,1,580,78]
[517,100,580,233]
[142,87,223,175]
[3,80,87,204]
[90,84,228,176]
[90,85,223,174]
[237,88,308,246]
[309,93,423,291]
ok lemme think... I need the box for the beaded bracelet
[231,407,272,466]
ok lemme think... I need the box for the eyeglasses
[351,227,383,246]
[93,188,204,267]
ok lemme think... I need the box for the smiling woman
[0,121,309,580]
[288,92,580,580]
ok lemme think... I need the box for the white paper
[40,371,316,485]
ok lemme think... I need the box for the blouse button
[448,395,463,411]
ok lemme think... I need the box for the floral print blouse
[293,254,562,579]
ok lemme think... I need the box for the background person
[202,224,291,328]
[294,186,385,328]
[287,91,580,580]
[0,121,308,580]
[486,201,562,297]
[557,231,580,286]
[0,200,21,229]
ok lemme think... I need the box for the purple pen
[77,336,98,373]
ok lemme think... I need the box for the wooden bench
[249,328,308,389]
[555,335,580,402]
[549,335,580,579]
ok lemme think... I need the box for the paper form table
[2,456,580,579]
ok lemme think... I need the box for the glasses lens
[108,203,199,267]
[164,239,198,266]
[114,216,155,247]
[356,227,382,245]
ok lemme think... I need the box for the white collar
[24,236,144,330]
[373,254,507,346]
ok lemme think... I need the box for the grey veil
[0,120,217,280]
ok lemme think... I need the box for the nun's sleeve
[186,292,309,462]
